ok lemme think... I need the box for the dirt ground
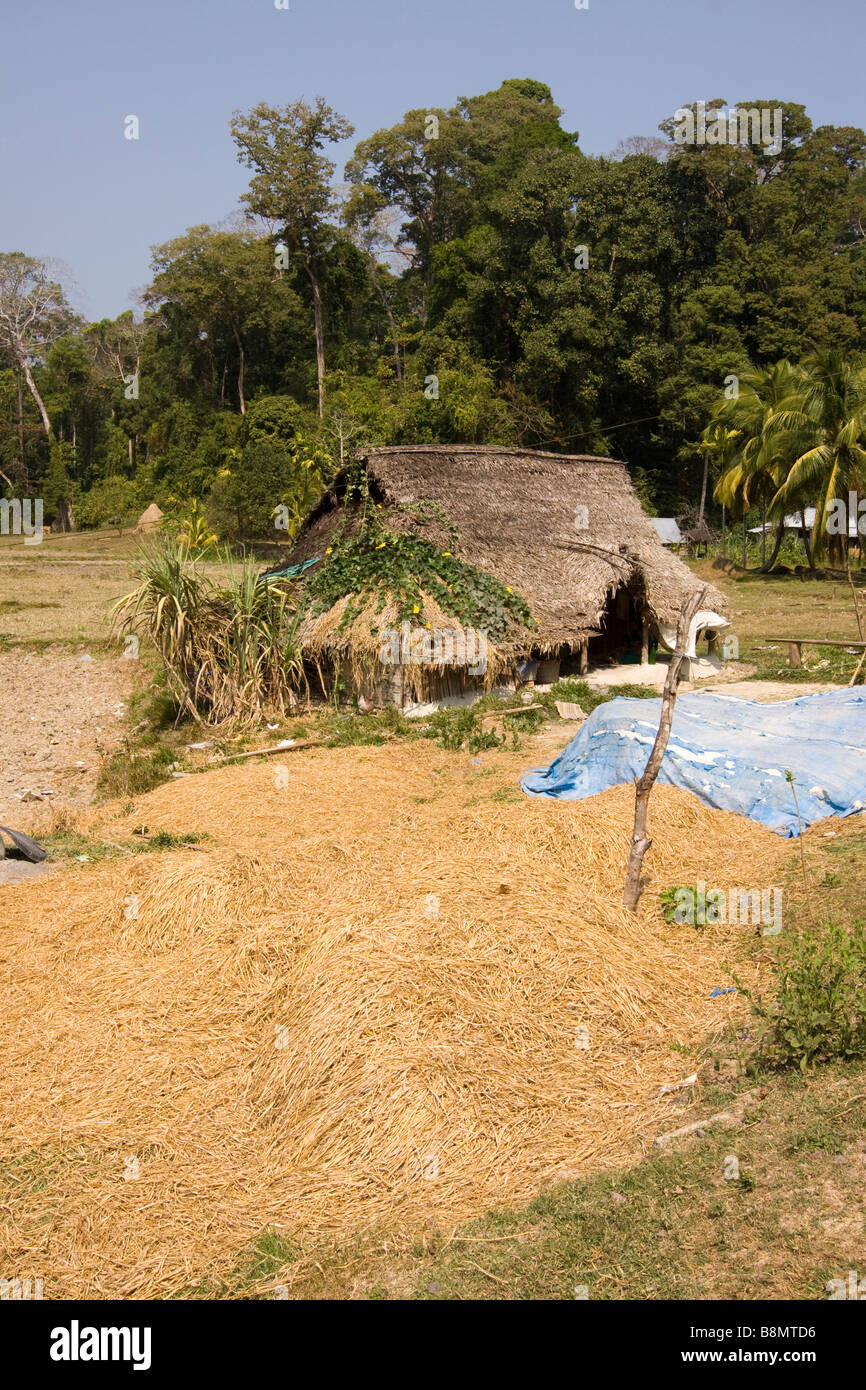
[0,532,139,829]
[0,647,131,824]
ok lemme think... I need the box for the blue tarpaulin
[258,557,320,584]
[521,688,866,837]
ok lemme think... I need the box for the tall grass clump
[115,539,307,724]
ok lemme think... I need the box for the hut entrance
[588,580,651,668]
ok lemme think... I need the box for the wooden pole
[849,647,866,687]
[846,565,865,641]
[622,585,708,912]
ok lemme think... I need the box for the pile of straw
[0,739,788,1297]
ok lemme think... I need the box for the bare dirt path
[0,647,131,824]
[694,677,842,700]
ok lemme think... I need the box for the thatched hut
[135,503,164,534]
[681,519,714,557]
[278,446,726,705]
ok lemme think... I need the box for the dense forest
[1,80,865,535]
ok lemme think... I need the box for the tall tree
[147,227,277,415]
[711,362,806,568]
[0,253,71,443]
[231,99,354,417]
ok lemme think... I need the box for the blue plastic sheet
[258,557,320,584]
[521,688,866,837]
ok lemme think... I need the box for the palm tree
[769,351,866,567]
[711,361,804,570]
[698,424,739,525]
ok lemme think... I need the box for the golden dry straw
[1,739,790,1298]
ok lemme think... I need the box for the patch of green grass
[785,1119,846,1157]
[318,706,414,748]
[487,785,524,804]
[172,1227,302,1300]
[746,659,860,683]
[423,707,501,752]
[39,827,211,863]
[0,634,115,655]
[141,829,209,850]
[0,1144,103,1198]
[537,677,659,717]
[96,745,180,799]
[128,680,182,732]
[821,835,866,855]
[236,1229,301,1285]
[0,599,61,612]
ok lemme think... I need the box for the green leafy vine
[301,461,533,640]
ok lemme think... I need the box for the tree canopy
[2,80,864,538]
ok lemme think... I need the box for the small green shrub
[734,920,866,1071]
[659,884,708,927]
[423,707,500,753]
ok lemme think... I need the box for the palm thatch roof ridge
[282,445,726,650]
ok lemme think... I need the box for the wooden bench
[764,636,866,668]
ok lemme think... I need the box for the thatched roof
[283,446,726,651]
[681,520,714,545]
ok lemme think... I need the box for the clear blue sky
[2,0,863,320]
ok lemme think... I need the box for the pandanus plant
[115,538,306,723]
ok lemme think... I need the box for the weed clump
[735,920,866,1071]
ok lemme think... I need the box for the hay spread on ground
[0,738,788,1298]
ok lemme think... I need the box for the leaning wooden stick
[622,585,708,911]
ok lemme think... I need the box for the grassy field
[690,558,866,683]
[2,525,862,677]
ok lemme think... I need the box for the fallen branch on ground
[220,739,323,761]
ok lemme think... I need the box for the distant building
[749,507,859,537]
[651,517,683,546]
